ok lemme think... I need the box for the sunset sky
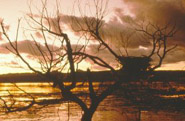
[0,0,185,74]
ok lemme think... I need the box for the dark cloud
[27,13,65,35]
[59,15,106,38]
[119,0,185,47]
[162,47,185,64]
[45,17,63,34]
[0,40,60,56]
[58,14,149,48]
[87,44,116,62]
[86,44,185,68]
[0,40,87,61]
[84,44,118,69]
[35,32,43,38]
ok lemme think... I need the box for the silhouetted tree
[70,1,178,119]
[0,0,178,121]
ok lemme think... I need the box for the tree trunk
[81,109,95,121]
[138,109,141,121]
[81,101,99,121]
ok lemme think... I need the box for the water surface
[0,82,184,121]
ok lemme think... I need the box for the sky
[0,0,185,74]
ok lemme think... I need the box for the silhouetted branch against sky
[0,0,184,74]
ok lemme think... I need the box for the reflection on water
[0,82,184,121]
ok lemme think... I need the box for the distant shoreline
[0,71,184,83]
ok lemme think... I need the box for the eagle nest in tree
[118,56,152,72]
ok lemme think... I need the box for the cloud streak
[0,40,60,56]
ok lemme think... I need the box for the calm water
[0,82,184,121]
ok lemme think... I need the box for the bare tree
[71,1,177,72]
[0,0,178,121]
[70,0,178,120]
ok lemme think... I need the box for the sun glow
[157,61,185,71]
[139,45,148,50]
